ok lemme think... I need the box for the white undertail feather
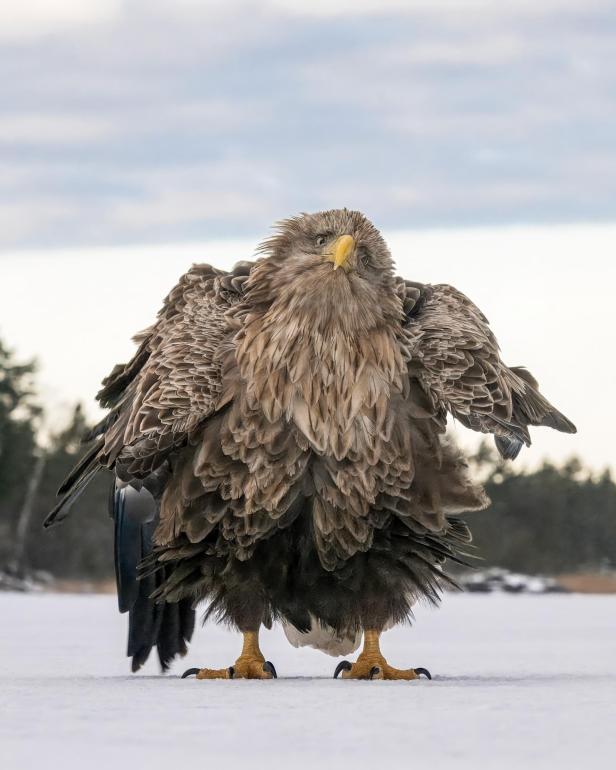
[282,601,416,657]
[282,616,362,657]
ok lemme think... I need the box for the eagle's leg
[185,629,276,680]
[334,629,431,682]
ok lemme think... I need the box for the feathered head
[247,209,402,336]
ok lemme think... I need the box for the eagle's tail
[112,482,195,672]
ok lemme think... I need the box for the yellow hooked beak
[327,234,355,271]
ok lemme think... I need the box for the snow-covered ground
[1,592,615,770]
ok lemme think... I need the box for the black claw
[227,666,235,679]
[334,660,353,679]
[369,666,381,680]
[263,661,278,679]
[181,668,200,679]
[415,668,432,680]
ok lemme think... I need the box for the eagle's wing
[44,260,253,527]
[397,279,576,459]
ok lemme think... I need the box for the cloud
[1,1,613,41]
[0,114,117,145]
[0,199,76,244]
[161,1,616,21]
[0,0,615,249]
[0,0,123,40]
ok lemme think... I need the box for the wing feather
[45,260,253,527]
[398,281,576,459]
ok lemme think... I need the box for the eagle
[45,209,576,681]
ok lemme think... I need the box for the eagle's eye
[315,234,328,248]
[359,248,371,268]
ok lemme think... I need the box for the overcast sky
[1,0,616,249]
[1,2,614,471]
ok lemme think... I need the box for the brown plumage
[47,209,576,675]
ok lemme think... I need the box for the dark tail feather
[112,482,195,672]
[127,568,164,672]
[156,599,195,671]
[114,484,155,611]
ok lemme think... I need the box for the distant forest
[1,334,614,580]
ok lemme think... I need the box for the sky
[1,0,616,248]
[1,1,615,471]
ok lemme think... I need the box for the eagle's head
[236,209,408,441]
[248,209,401,336]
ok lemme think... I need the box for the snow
[1,592,615,770]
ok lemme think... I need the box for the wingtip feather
[541,410,577,435]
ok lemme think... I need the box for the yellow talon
[184,631,277,680]
[334,630,431,681]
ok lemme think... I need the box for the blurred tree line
[0,337,112,580]
[0,333,614,581]
[469,445,616,574]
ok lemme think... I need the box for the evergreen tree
[24,404,114,580]
[468,441,616,574]
[0,338,41,563]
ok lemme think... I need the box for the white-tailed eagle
[46,210,575,680]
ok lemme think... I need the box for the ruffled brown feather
[49,210,574,638]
